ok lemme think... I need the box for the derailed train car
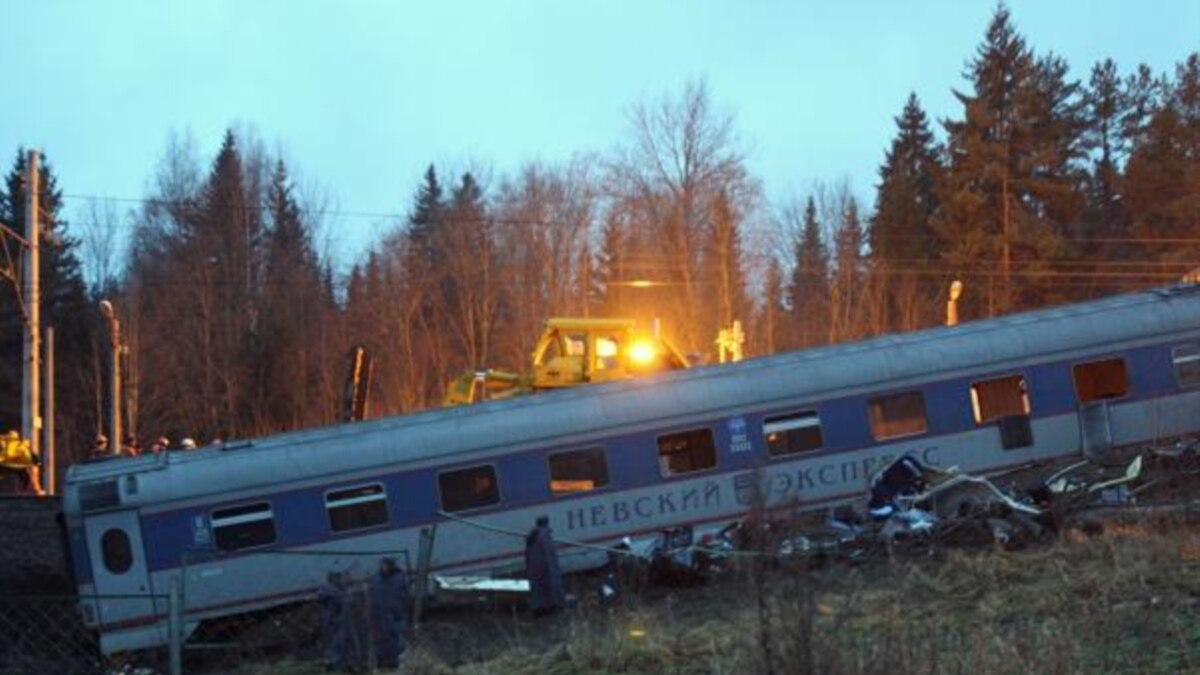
[63,285,1200,653]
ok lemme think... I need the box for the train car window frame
[1072,357,1129,403]
[324,483,390,534]
[970,374,1031,424]
[437,464,502,513]
[763,410,824,458]
[100,528,133,575]
[547,446,611,496]
[656,427,718,477]
[211,501,277,552]
[1172,344,1200,389]
[868,391,929,441]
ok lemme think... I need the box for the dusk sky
[2,1,1197,263]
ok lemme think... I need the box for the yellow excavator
[443,318,691,406]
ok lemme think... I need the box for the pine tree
[758,256,787,354]
[1122,64,1169,151]
[407,164,444,266]
[439,172,499,370]
[1125,54,1200,274]
[935,5,1086,315]
[872,94,942,264]
[788,197,830,348]
[1075,59,1134,294]
[130,129,266,440]
[871,93,943,329]
[200,130,262,435]
[1083,60,1129,231]
[401,164,446,372]
[831,198,865,341]
[0,149,95,479]
[257,159,327,430]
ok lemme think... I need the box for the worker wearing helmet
[90,434,110,460]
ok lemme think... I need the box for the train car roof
[64,285,1200,509]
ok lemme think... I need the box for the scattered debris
[434,576,530,594]
[446,443,1200,606]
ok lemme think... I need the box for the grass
[211,513,1200,675]
[407,517,1200,675]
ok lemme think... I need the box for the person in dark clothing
[369,558,409,669]
[317,571,348,671]
[524,516,567,616]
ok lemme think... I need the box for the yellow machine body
[443,317,689,406]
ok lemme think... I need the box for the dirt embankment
[0,496,72,595]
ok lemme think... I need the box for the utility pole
[44,327,55,495]
[22,151,41,466]
[100,300,121,453]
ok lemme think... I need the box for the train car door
[1079,401,1114,463]
[83,509,157,632]
[1073,357,1129,465]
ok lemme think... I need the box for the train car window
[548,447,610,495]
[211,502,277,551]
[325,484,389,533]
[970,375,1031,424]
[1172,344,1200,388]
[100,529,132,575]
[657,428,717,476]
[764,411,823,457]
[438,465,501,512]
[868,392,928,440]
[1073,358,1128,402]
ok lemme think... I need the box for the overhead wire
[57,192,1200,246]
[46,191,1200,292]
[61,192,586,230]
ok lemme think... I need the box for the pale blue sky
[1,1,1197,264]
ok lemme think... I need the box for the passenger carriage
[63,285,1200,653]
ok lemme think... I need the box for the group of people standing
[317,558,411,672]
[89,433,199,460]
[315,518,568,671]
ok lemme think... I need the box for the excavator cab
[443,317,690,406]
[532,318,687,388]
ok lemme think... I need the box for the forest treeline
[1,7,1197,478]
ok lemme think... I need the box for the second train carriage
[64,285,1200,653]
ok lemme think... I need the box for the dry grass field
[230,510,1200,675]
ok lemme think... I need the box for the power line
[60,193,1200,246]
[61,192,590,229]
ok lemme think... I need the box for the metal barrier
[0,593,170,675]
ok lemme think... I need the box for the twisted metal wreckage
[619,442,1200,585]
[439,440,1200,601]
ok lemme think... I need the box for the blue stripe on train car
[135,338,1192,576]
[1025,361,1075,417]
[606,430,663,490]
[818,397,872,452]
[1130,344,1178,395]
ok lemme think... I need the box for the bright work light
[628,340,657,365]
